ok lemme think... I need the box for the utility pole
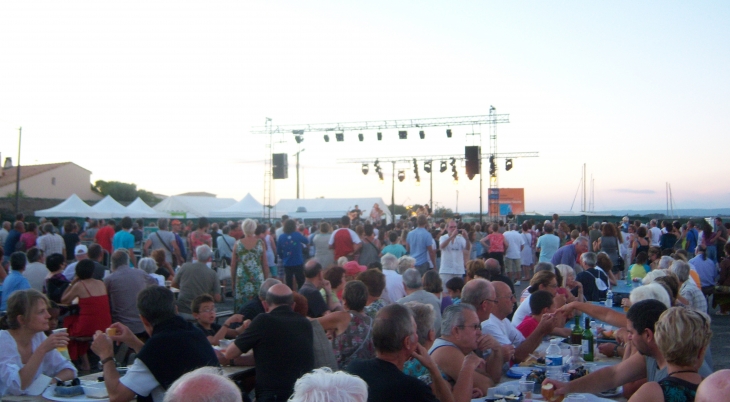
[295,148,305,199]
[429,167,433,213]
[391,161,396,221]
[15,127,22,215]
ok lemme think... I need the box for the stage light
[452,171,459,183]
[449,157,456,167]
[398,131,407,139]
[440,161,447,173]
[419,130,425,139]
[423,160,432,173]
[336,133,344,142]
[362,164,369,175]
[375,159,384,181]
[397,170,405,182]
[358,133,364,142]
[413,159,420,182]
[489,155,496,176]
[446,129,452,138]
[378,172,384,181]
[377,132,382,141]
[505,159,513,171]
[324,135,330,142]
[294,135,303,144]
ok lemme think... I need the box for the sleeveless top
[635,237,650,260]
[658,376,698,402]
[427,338,459,385]
[332,312,375,369]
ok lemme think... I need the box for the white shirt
[649,227,662,246]
[0,331,77,396]
[482,314,525,347]
[23,262,49,293]
[503,230,525,259]
[439,234,467,275]
[381,269,406,304]
[119,358,165,402]
[511,294,532,326]
[62,261,80,281]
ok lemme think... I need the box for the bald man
[695,369,730,402]
[225,284,314,402]
[163,367,242,402]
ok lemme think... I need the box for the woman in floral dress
[230,219,269,311]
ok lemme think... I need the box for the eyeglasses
[482,298,499,305]
[199,308,216,313]
[547,284,558,289]
[498,294,516,300]
[457,324,481,330]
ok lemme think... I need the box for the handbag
[155,232,179,267]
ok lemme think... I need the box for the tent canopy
[209,193,281,218]
[90,195,129,219]
[126,197,170,219]
[35,194,95,218]
[274,198,392,224]
[153,195,236,219]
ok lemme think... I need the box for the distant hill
[595,208,730,217]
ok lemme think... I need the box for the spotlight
[505,159,513,171]
[324,134,330,142]
[439,161,447,173]
[449,157,456,167]
[374,159,384,181]
[358,133,364,142]
[452,171,459,183]
[446,129,452,138]
[423,160,432,174]
[489,155,496,176]
[419,130,425,139]
[397,170,405,182]
[336,133,344,142]
[294,135,303,144]
[413,159,420,182]
[377,132,382,141]
[398,130,407,140]
[378,171,384,181]
[362,163,369,175]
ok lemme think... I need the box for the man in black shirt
[575,252,609,302]
[237,278,282,321]
[298,260,338,318]
[346,304,476,402]
[225,283,314,402]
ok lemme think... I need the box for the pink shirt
[516,315,539,338]
[487,233,506,253]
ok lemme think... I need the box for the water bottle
[605,288,613,308]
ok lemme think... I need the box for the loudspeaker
[465,146,480,178]
[272,153,288,179]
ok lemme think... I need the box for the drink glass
[52,328,70,360]
[519,380,535,400]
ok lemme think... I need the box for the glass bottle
[582,317,594,361]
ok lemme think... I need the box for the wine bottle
[582,317,594,361]
[570,315,583,345]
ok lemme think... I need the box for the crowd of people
[0,210,728,401]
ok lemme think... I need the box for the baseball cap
[75,244,88,256]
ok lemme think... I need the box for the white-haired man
[381,253,405,304]
[172,245,221,317]
[163,367,242,402]
[397,268,441,336]
[289,368,367,402]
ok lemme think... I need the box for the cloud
[610,188,656,194]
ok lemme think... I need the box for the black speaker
[465,146,480,178]
[272,153,288,179]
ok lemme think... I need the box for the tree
[433,207,454,219]
[93,180,160,204]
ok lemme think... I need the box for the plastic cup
[519,380,535,399]
[106,327,117,337]
[52,328,70,360]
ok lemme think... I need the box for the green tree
[5,190,26,199]
[93,180,160,204]
[387,204,408,215]
[433,207,454,219]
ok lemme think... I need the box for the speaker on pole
[272,153,288,179]
[465,146,480,180]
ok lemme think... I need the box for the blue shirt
[382,244,407,259]
[551,244,578,268]
[689,255,718,287]
[536,234,560,262]
[407,227,433,265]
[1,270,31,310]
[685,228,699,253]
[3,230,21,255]
[112,230,135,251]
[277,232,309,267]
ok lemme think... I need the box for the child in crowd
[629,251,651,281]
[445,277,464,305]
[44,301,62,337]
[381,232,407,258]
[191,294,245,346]
[516,290,570,338]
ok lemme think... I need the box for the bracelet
[101,356,116,366]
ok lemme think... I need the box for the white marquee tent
[35,194,95,218]
[274,198,392,224]
[125,197,169,219]
[90,195,129,219]
[209,193,282,218]
[152,195,236,219]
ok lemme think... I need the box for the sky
[1,1,728,214]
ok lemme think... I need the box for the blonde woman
[555,264,584,303]
[230,219,269,311]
